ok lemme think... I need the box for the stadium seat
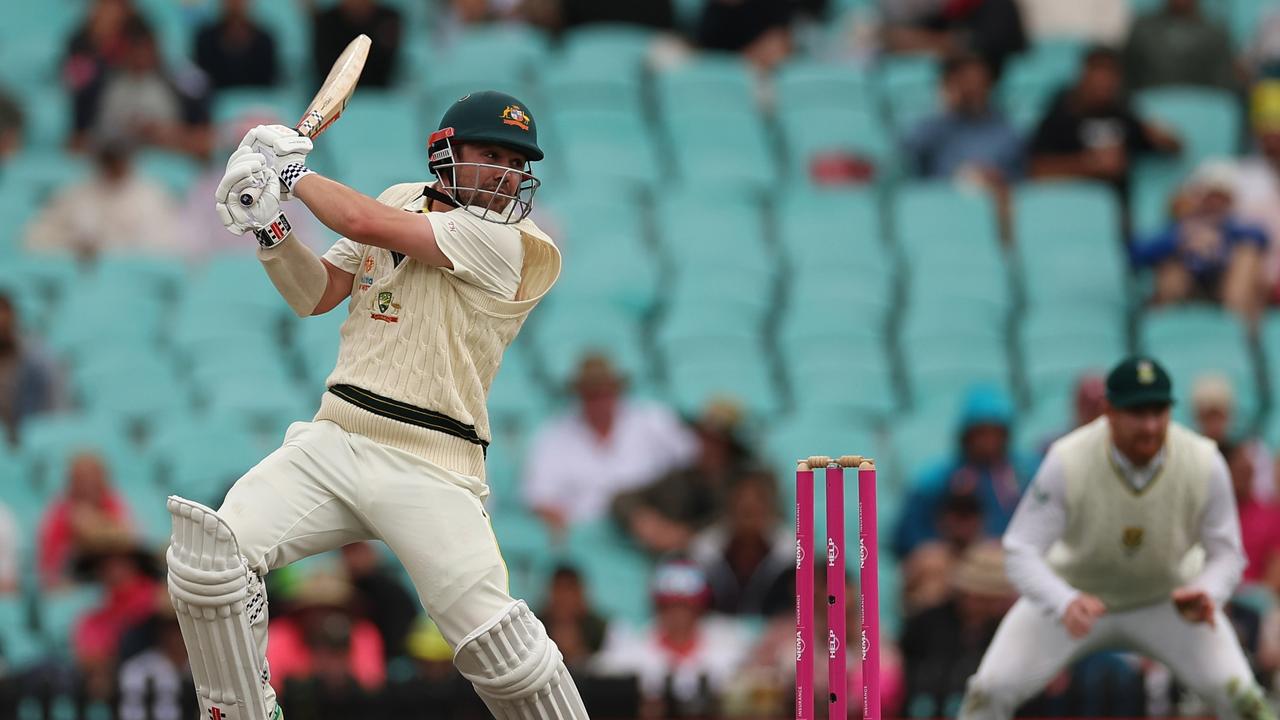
[774,59,874,115]
[1134,87,1241,178]
[18,86,71,152]
[294,309,346,390]
[540,56,645,117]
[37,585,104,654]
[488,506,557,602]
[783,342,899,421]
[904,340,1013,414]
[546,108,662,189]
[528,305,651,387]
[655,56,759,116]
[1138,306,1258,423]
[0,595,45,670]
[654,194,772,276]
[878,55,940,134]
[440,24,550,69]
[1014,181,1127,309]
[894,182,1002,270]
[560,24,658,76]
[147,413,263,506]
[777,105,894,183]
[999,39,1083,131]
[563,520,654,626]
[1020,305,1128,404]
[487,343,552,435]
[73,349,188,427]
[16,413,145,497]
[661,110,775,192]
[663,341,782,418]
[322,91,432,188]
[212,87,305,127]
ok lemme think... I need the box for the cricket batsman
[163,91,589,720]
[959,356,1273,720]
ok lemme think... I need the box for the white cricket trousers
[218,420,514,711]
[959,597,1268,720]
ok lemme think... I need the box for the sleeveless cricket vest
[314,183,561,482]
[1046,417,1216,611]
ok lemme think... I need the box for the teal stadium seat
[1138,307,1258,424]
[774,59,874,115]
[212,87,305,127]
[0,2,79,94]
[563,520,655,627]
[662,339,782,418]
[1014,181,1127,310]
[783,338,899,422]
[560,24,658,76]
[540,56,645,117]
[777,105,894,183]
[148,413,264,507]
[999,39,1084,132]
[72,348,188,429]
[540,213,659,319]
[294,309,347,391]
[37,585,104,657]
[529,305,651,388]
[656,56,758,116]
[878,55,940,134]
[0,595,45,670]
[487,342,551,435]
[661,110,775,193]
[16,87,71,152]
[544,107,662,191]
[1133,87,1241,200]
[322,91,433,193]
[16,413,143,499]
[488,506,557,603]
[47,277,167,363]
[894,182,1002,270]
[777,189,894,313]
[1020,305,1128,406]
[903,333,1012,414]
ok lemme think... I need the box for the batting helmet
[427,91,542,224]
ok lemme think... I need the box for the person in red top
[265,571,386,692]
[72,542,162,698]
[1223,441,1280,591]
[37,451,133,589]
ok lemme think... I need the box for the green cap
[1105,356,1174,409]
[430,90,542,162]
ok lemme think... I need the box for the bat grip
[239,186,262,207]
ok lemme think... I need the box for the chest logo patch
[1122,526,1144,554]
[370,291,401,323]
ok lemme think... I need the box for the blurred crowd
[7,0,1280,718]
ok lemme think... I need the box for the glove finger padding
[245,125,312,200]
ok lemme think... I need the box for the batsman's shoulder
[375,182,433,209]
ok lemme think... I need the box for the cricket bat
[238,33,372,207]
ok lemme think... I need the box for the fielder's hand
[1062,593,1106,638]
[215,149,281,234]
[240,124,312,200]
[1172,587,1216,628]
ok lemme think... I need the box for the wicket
[796,455,879,720]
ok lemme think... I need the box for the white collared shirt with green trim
[1003,417,1244,618]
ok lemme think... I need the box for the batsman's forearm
[258,232,329,317]
[293,173,400,242]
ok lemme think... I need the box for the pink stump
[859,464,881,720]
[826,465,847,720]
[795,464,814,720]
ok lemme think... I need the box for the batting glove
[215,152,282,239]
[240,124,313,200]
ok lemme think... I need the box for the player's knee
[960,672,1027,720]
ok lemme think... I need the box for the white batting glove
[214,152,281,236]
[240,124,313,200]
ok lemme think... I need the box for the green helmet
[427,91,542,224]
[428,90,543,171]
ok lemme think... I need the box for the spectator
[267,571,386,692]
[117,594,197,720]
[340,541,418,662]
[1123,0,1236,92]
[903,51,1023,241]
[1245,9,1280,80]
[905,52,1024,183]
[1235,81,1280,299]
[1035,373,1108,455]
[1222,440,1280,595]
[1130,161,1268,325]
[696,0,797,72]
[0,291,62,445]
[24,138,184,258]
[611,398,752,555]
[894,384,1033,560]
[900,541,1017,718]
[312,0,402,88]
[522,353,697,537]
[548,0,677,32]
[592,559,753,717]
[0,86,22,168]
[689,469,792,617]
[63,0,144,142]
[71,16,213,159]
[37,451,133,589]
[536,564,609,670]
[1013,0,1131,46]
[0,500,18,594]
[73,541,162,699]
[194,0,279,90]
[1028,46,1181,197]
[1192,374,1274,501]
[882,0,1028,78]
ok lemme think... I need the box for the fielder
[960,356,1274,720]
[164,91,589,720]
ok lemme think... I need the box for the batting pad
[166,496,272,720]
[453,600,590,720]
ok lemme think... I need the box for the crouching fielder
[960,356,1273,720]
[165,91,588,720]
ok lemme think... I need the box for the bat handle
[239,186,262,207]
